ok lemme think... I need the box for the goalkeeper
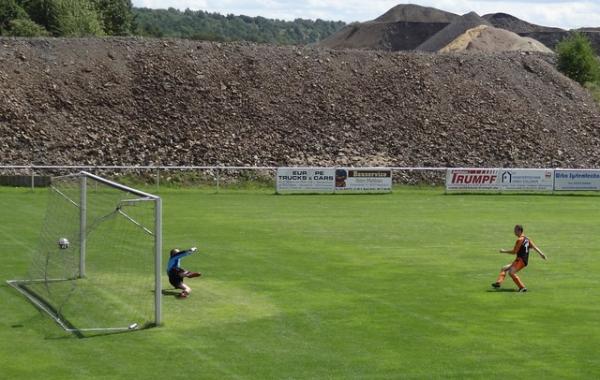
[167,247,201,298]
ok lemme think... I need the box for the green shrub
[7,18,50,36]
[50,0,104,36]
[556,32,600,85]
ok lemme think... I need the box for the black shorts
[168,269,184,288]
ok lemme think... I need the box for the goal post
[7,171,162,334]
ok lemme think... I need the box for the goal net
[7,172,162,334]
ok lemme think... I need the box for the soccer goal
[7,171,162,334]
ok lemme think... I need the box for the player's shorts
[168,269,184,288]
[510,258,526,272]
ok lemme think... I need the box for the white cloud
[132,0,600,29]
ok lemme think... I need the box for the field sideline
[1,186,600,379]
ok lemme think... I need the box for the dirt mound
[1,38,600,169]
[441,25,554,53]
[417,12,492,52]
[317,21,449,51]
[484,14,600,55]
[483,13,564,34]
[319,5,600,56]
[375,4,459,23]
[318,4,458,51]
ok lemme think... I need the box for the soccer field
[2,186,600,379]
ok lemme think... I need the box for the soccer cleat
[491,282,501,289]
[186,272,201,278]
[179,291,189,298]
[518,287,528,293]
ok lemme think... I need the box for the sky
[132,0,600,30]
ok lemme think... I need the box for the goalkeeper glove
[190,247,198,253]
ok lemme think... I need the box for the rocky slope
[416,12,493,52]
[1,38,599,169]
[318,4,458,51]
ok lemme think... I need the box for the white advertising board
[276,167,392,193]
[445,169,500,191]
[498,169,554,191]
[334,168,392,193]
[276,167,335,193]
[554,169,600,191]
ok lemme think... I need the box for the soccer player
[492,225,547,292]
[167,247,201,298]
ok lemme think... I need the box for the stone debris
[0,37,599,169]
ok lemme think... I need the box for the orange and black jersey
[513,235,531,266]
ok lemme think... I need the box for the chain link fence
[0,166,448,191]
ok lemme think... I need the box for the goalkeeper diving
[167,247,201,298]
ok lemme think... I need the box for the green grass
[585,81,600,104]
[2,186,600,379]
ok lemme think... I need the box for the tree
[20,0,103,36]
[1,0,50,36]
[20,0,53,30]
[0,0,27,32]
[91,0,135,35]
[132,7,346,44]
[556,32,600,85]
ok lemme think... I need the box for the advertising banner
[334,168,392,193]
[445,168,500,191]
[276,167,393,193]
[276,167,335,193]
[498,169,554,191]
[554,169,600,191]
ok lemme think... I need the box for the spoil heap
[482,13,563,34]
[1,38,599,169]
[320,5,600,55]
[484,12,600,55]
[416,12,492,52]
[318,4,459,51]
[440,25,554,53]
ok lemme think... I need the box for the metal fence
[0,165,448,191]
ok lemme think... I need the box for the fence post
[155,168,160,192]
[30,167,35,192]
[215,168,221,193]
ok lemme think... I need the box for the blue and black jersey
[167,249,194,287]
[166,249,194,275]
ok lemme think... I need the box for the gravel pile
[318,4,458,51]
[416,12,493,52]
[374,4,459,23]
[440,25,554,53]
[484,13,600,55]
[1,38,599,169]
[319,6,600,56]
[482,13,564,34]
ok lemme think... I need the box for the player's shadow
[486,288,517,292]
[161,289,181,297]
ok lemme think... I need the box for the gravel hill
[416,12,492,52]
[484,13,600,55]
[320,5,600,56]
[440,25,553,54]
[1,38,600,169]
[318,4,459,51]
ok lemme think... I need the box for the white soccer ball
[58,238,70,249]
